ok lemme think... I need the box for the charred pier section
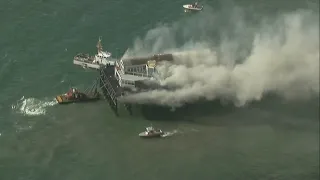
[99,65,118,115]
[99,64,133,116]
[97,53,174,116]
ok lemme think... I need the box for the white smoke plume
[120,7,319,107]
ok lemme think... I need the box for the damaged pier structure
[73,37,174,116]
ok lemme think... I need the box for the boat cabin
[73,37,114,69]
[146,126,155,132]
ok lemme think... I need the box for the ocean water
[0,0,319,180]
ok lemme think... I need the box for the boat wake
[161,130,178,138]
[11,96,58,116]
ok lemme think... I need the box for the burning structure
[73,37,174,115]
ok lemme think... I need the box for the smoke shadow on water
[139,95,319,132]
[139,99,235,122]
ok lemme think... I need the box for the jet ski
[139,126,164,138]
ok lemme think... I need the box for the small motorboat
[139,126,164,138]
[55,87,100,104]
[183,2,203,12]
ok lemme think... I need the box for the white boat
[73,37,115,70]
[139,126,164,138]
[183,3,203,12]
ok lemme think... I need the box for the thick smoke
[120,7,319,107]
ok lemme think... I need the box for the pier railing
[124,71,153,78]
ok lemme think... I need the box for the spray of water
[12,96,57,116]
[120,7,319,107]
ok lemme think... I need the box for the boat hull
[55,93,100,104]
[183,4,203,11]
[139,132,163,138]
[73,59,102,70]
